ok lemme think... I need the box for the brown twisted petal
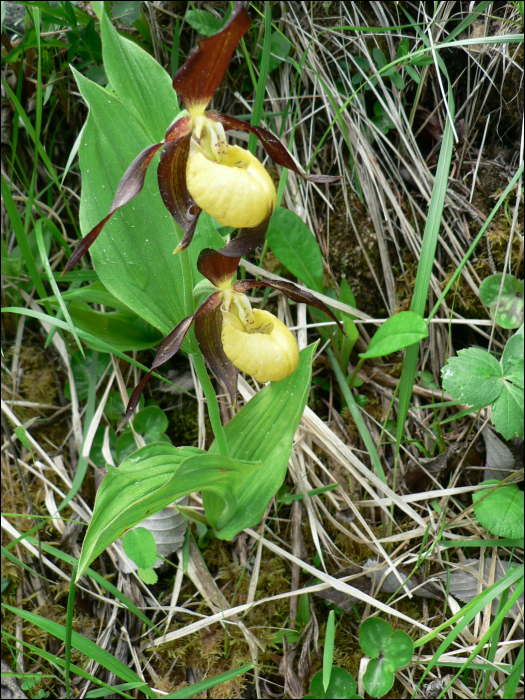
[62,142,164,276]
[172,1,251,112]
[195,303,238,405]
[207,112,343,184]
[118,292,222,431]
[233,279,347,336]
[219,208,273,258]
[157,132,202,248]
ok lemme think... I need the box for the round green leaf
[116,432,138,464]
[473,483,524,538]
[383,630,414,668]
[363,657,395,698]
[480,274,524,329]
[310,668,359,699]
[359,312,428,359]
[359,617,392,658]
[133,406,169,435]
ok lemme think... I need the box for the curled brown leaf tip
[197,249,240,287]
[118,372,153,432]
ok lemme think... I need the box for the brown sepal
[157,132,202,246]
[172,2,251,111]
[194,303,238,405]
[208,112,342,184]
[63,142,164,276]
[233,279,346,336]
[197,248,240,288]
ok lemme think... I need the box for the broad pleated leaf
[75,444,261,581]
[204,343,317,539]
[74,68,187,336]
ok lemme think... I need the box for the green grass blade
[327,347,386,484]
[248,3,272,154]
[31,539,152,627]
[2,631,137,699]
[1,604,158,697]
[395,86,455,457]
[34,219,83,355]
[2,78,60,188]
[65,562,77,699]
[502,644,524,699]
[323,609,336,692]
[428,164,523,321]
[2,174,49,304]
[165,664,253,699]
[1,307,191,396]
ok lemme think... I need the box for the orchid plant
[71,2,344,575]
[63,2,338,274]
[120,227,343,429]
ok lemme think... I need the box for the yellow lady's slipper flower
[221,308,299,382]
[63,1,340,276]
[119,237,344,429]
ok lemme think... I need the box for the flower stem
[191,351,229,456]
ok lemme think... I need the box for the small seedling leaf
[363,657,395,698]
[185,9,224,37]
[133,406,169,435]
[473,483,524,538]
[309,667,361,699]
[122,527,157,569]
[359,618,414,698]
[359,311,427,359]
[480,274,524,329]
[137,567,158,584]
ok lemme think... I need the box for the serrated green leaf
[441,347,503,406]
[359,311,428,359]
[266,208,324,292]
[502,333,524,385]
[491,382,524,439]
[473,484,524,538]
